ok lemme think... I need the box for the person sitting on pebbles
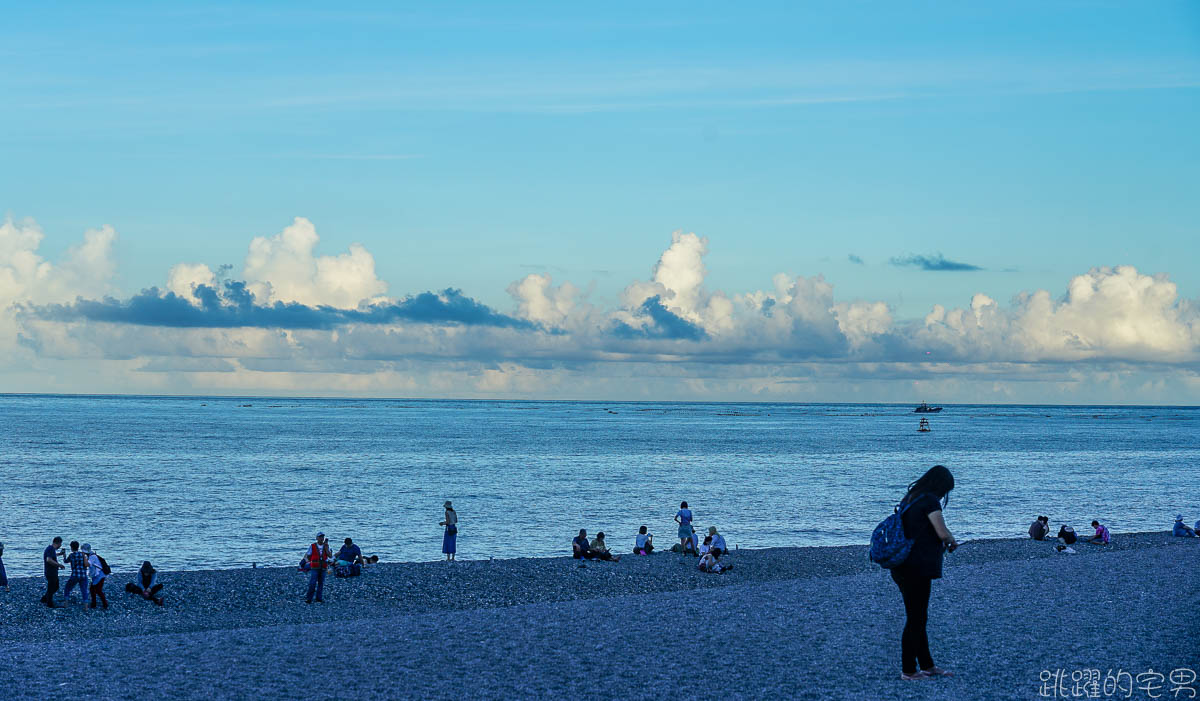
[634,526,654,555]
[1057,524,1077,545]
[707,526,727,555]
[125,561,165,606]
[589,532,620,562]
[697,547,732,574]
[1087,520,1110,545]
[1173,515,1197,537]
[1029,515,1050,540]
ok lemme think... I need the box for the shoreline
[0,528,1175,583]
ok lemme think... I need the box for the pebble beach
[1,531,1196,700]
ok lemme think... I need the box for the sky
[2,1,1200,402]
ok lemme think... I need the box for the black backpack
[96,555,112,575]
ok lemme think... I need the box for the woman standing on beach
[440,501,458,561]
[892,465,958,681]
[675,501,694,553]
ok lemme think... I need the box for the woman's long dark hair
[903,464,955,508]
[140,560,156,587]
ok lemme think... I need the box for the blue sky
[2,2,1200,401]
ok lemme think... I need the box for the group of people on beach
[1027,516,1111,552]
[34,536,163,609]
[298,533,379,603]
[1173,515,1200,537]
[569,501,733,573]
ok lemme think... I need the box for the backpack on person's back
[95,554,112,575]
[870,501,915,569]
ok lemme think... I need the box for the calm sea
[1,395,1197,576]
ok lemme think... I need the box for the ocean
[1,394,1197,575]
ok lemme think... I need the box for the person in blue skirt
[440,501,458,561]
[674,501,694,554]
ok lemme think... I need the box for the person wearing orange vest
[304,532,332,603]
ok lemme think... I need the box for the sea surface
[1,395,1197,575]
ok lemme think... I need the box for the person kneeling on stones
[125,560,164,606]
[589,532,620,562]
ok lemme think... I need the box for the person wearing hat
[1174,515,1197,537]
[83,544,109,609]
[440,501,458,561]
[707,526,727,555]
[304,532,332,603]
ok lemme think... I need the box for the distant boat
[914,402,942,413]
[918,417,931,433]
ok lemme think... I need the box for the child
[634,526,654,555]
[1088,520,1110,545]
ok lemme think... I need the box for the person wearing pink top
[1087,520,1110,544]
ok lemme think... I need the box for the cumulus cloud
[507,273,578,327]
[8,214,1200,402]
[241,216,387,307]
[890,253,983,271]
[0,216,117,348]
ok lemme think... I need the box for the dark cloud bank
[33,281,536,331]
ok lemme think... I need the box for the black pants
[126,582,163,599]
[42,572,59,605]
[891,569,934,674]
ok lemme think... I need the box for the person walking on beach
[440,501,458,562]
[304,532,332,603]
[63,541,90,604]
[84,544,109,609]
[41,536,64,608]
[890,465,958,682]
[675,502,694,553]
[1087,520,1110,545]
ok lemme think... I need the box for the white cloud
[8,217,1200,402]
[241,216,387,308]
[507,273,578,326]
[166,263,217,304]
[0,216,117,349]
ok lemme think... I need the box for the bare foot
[921,666,954,677]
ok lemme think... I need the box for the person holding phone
[891,465,958,682]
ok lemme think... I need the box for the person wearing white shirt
[708,526,727,554]
[82,543,108,609]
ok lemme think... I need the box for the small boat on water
[918,417,931,433]
[914,402,942,413]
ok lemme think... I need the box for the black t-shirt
[43,545,59,578]
[1057,526,1077,545]
[572,536,589,553]
[897,493,945,579]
